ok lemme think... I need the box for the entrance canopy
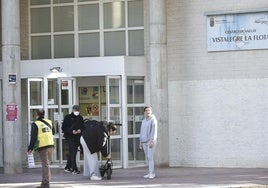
[0,56,146,79]
[21,56,124,78]
[19,56,146,78]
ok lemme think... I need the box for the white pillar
[2,0,22,174]
[148,0,169,167]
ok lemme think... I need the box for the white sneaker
[149,173,155,179]
[90,175,102,180]
[143,174,150,178]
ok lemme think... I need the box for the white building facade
[1,0,268,173]
[167,1,268,168]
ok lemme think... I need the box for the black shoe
[64,167,72,173]
[72,169,80,174]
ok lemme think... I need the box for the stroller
[99,122,120,180]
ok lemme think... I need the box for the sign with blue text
[207,12,268,51]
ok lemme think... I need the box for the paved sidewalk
[1,167,268,188]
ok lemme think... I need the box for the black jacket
[62,112,84,144]
[81,120,109,157]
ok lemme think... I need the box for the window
[103,1,125,29]
[30,0,144,59]
[78,4,99,30]
[31,8,51,33]
[53,6,74,32]
[54,35,74,58]
[104,31,126,56]
[79,33,100,57]
[31,36,51,59]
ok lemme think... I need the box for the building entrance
[27,76,123,168]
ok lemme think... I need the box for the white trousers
[80,137,99,177]
[142,141,156,174]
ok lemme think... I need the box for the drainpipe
[2,0,22,173]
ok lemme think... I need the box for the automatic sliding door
[27,78,44,165]
[127,78,145,167]
[106,76,122,168]
[57,78,76,167]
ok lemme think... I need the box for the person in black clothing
[80,120,117,180]
[62,105,84,174]
[27,109,54,188]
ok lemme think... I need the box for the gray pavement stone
[0,167,268,188]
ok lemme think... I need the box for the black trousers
[65,138,80,171]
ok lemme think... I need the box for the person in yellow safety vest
[28,109,54,188]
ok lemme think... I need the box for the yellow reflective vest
[34,119,54,150]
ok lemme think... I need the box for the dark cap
[72,105,80,111]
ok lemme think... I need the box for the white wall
[167,0,268,167]
[169,79,268,167]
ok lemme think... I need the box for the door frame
[27,75,130,168]
[57,77,76,167]
[27,77,76,167]
[105,75,128,168]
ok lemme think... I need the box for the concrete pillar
[148,0,169,166]
[2,0,22,173]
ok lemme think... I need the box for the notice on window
[207,12,268,51]
[6,104,18,121]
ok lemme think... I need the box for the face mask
[74,111,80,116]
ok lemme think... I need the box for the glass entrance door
[56,77,76,167]
[27,78,44,165]
[27,77,76,166]
[106,76,123,168]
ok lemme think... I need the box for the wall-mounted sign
[6,104,18,121]
[207,12,268,51]
[8,74,16,84]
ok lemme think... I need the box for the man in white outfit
[139,105,158,179]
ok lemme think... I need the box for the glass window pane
[127,78,144,103]
[127,80,133,103]
[30,82,42,105]
[60,80,72,105]
[111,139,121,162]
[31,8,51,33]
[104,31,125,56]
[54,35,74,58]
[109,79,120,104]
[127,107,143,134]
[134,80,144,103]
[54,6,74,32]
[79,33,100,57]
[48,108,58,131]
[104,2,125,29]
[129,30,144,56]
[31,36,51,59]
[110,107,121,126]
[53,0,73,3]
[128,137,145,161]
[48,80,58,106]
[127,107,134,134]
[128,108,142,132]
[78,4,99,30]
[31,0,50,5]
[128,0,144,27]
